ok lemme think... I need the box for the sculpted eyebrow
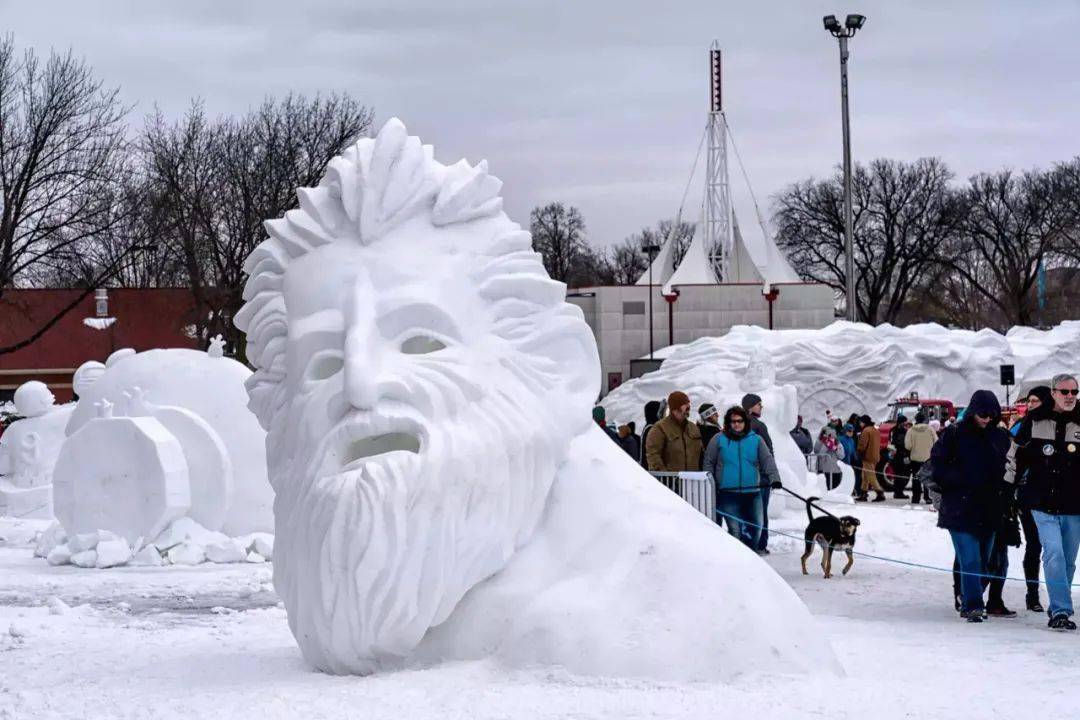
[376,303,461,340]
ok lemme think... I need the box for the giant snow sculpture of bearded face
[235,118,599,675]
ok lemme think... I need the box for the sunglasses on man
[1054,388,1080,396]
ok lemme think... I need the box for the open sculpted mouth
[315,414,424,478]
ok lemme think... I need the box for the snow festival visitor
[931,390,1012,623]
[702,405,781,550]
[643,391,703,474]
[904,412,937,505]
[1006,374,1080,631]
[856,415,885,502]
[813,426,845,491]
[1007,385,1053,612]
[741,393,775,554]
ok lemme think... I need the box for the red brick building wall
[0,288,201,403]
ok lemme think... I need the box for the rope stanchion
[713,508,1080,588]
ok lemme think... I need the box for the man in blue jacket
[704,405,781,550]
[932,390,1012,623]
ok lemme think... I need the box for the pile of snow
[608,320,1080,432]
[34,517,273,569]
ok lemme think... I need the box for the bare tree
[943,166,1077,327]
[530,202,588,284]
[606,236,648,285]
[142,95,374,359]
[0,36,135,354]
[773,158,961,323]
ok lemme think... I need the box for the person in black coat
[742,393,775,555]
[639,400,663,469]
[932,389,1012,622]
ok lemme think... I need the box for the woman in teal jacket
[704,406,781,550]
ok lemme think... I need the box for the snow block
[130,545,164,567]
[95,538,132,568]
[205,538,247,564]
[34,523,67,558]
[245,551,265,564]
[46,544,72,566]
[152,517,228,553]
[151,406,232,532]
[68,531,100,554]
[70,550,98,568]
[167,541,206,566]
[53,416,191,546]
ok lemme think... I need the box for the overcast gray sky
[4,0,1078,248]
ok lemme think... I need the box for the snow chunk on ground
[46,544,71,566]
[153,517,228,552]
[70,549,97,568]
[130,545,164,566]
[205,538,248,564]
[167,541,206,566]
[95,537,132,568]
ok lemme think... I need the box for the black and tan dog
[800,497,860,579]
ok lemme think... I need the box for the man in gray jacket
[742,393,775,555]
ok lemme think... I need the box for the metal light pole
[642,243,661,358]
[823,13,866,323]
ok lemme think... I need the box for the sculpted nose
[344,276,381,411]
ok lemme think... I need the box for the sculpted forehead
[283,241,486,331]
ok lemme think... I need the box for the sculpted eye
[306,352,344,381]
[399,334,447,355]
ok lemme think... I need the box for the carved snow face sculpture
[235,118,599,674]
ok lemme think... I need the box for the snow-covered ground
[2,502,1078,720]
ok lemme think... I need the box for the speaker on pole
[999,365,1015,386]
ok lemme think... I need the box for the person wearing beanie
[856,415,885,502]
[740,392,774,554]
[644,390,702,473]
[905,412,938,504]
[697,403,721,457]
[889,414,912,500]
[1005,385,1052,612]
[592,405,619,444]
[790,415,813,458]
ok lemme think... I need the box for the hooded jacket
[838,424,858,463]
[703,408,780,493]
[1006,395,1080,515]
[813,428,844,474]
[931,390,1011,532]
[639,400,662,468]
[905,423,938,463]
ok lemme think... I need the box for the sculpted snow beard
[269,392,561,675]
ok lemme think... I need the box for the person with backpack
[703,405,781,549]
[931,390,1012,623]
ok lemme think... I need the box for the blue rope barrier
[714,508,1080,589]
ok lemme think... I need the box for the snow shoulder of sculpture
[234,117,839,679]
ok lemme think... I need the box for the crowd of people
[594,372,1080,630]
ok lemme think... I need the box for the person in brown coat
[856,414,885,502]
[645,391,703,472]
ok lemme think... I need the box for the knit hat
[741,393,763,411]
[915,411,927,424]
[698,402,718,421]
[668,391,690,411]
[592,406,606,423]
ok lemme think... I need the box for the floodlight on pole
[641,241,661,359]
[822,12,866,323]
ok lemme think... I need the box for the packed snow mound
[34,517,273,569]
[234,116,837,679]
[64,342,271,535]
[605,320,1080,433]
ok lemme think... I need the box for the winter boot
[872,492,887,502]
[960,609,985,623]
[986,604,1018,618]
[893,492,910,500]
[855,493,869,502]
[1026,593,1045,613]
[1048,614,1077,631]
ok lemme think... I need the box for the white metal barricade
[650,471,715,519]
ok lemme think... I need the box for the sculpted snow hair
[235,118,599,674]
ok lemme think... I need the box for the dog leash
[773,484,840,520]
[713,508,1080,588]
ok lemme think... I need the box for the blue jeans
[1031,511,1080,618]
[757,485,771,550]
[716,491,762,550]
[949,530,995,613]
